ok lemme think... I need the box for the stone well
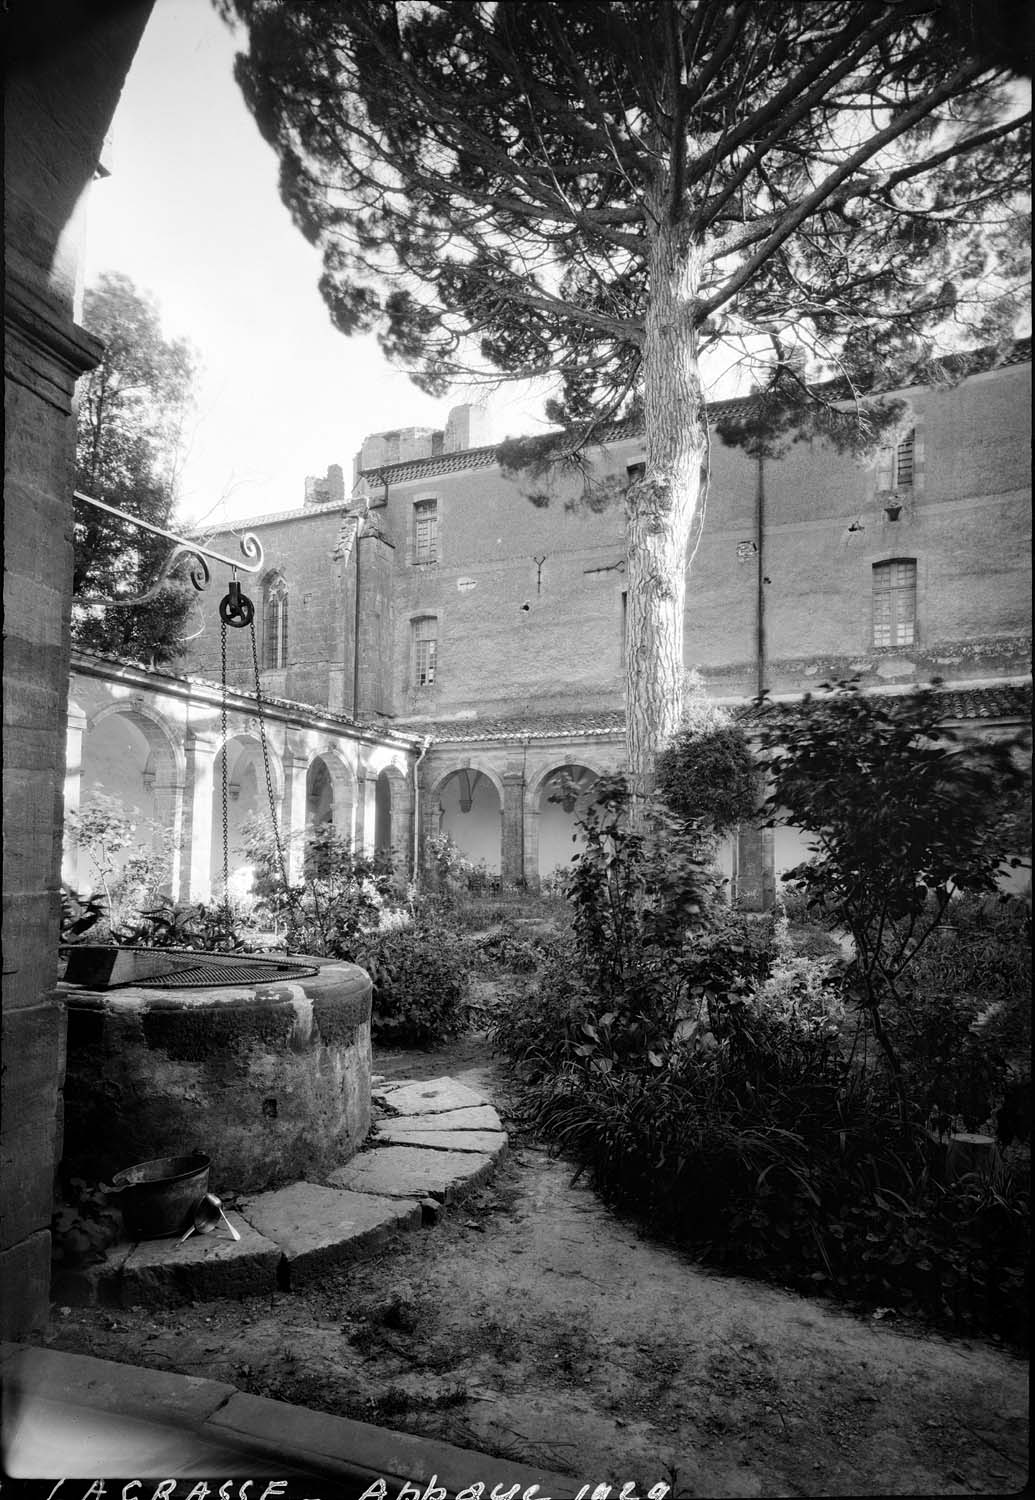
[59,952,372,1195]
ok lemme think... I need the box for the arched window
[264,575,289,669]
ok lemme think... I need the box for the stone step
[375,1122,508,1155]
[373,1076,489,1115]
[238,1183,422,1289]
[53,1075,507,1307]
[377,1102,504,1131]
[328,1144,498,1203]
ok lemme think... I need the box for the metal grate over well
[135,957,321,988]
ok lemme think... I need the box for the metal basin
[108,1151,211,1240]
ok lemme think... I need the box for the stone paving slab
[117,1211,281,1307]
[375,1076,489,1115]
[329,1145,497,1203]
[206,1389,580,1494]
[239,1182,422,1287]
[377,1102,503,1130]
[375,1123,509,1156]
[1,1344,235,1427]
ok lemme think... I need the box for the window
[414,617,437,686]
[872,559,916,648]
[413,498,438,564]
[877,428,916,491]
[264,576,288,668]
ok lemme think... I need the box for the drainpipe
[411,735,432,889]
[755,451,766,697]
[352,525,363,717]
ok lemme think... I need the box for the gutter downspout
[412,735,432,889]
[352,526,363,716]
[756,451,766,697]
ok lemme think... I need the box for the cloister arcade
[65,651,416,908]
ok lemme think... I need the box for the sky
[82,0,550,528]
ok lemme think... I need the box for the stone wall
[188,356,1030,734]
[3,0,156,1341]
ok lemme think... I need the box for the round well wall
[60,956,372,1195]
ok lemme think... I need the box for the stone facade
[3,0,156,1341]
[184,358,1032,892]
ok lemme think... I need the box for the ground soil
[46,983,1029,1497]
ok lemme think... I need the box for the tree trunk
[624,211,708,804]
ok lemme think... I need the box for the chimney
[444,403,492,453]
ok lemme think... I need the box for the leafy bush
[655,719,757,849]
[60,888,108,945]
[881,893,1031,1135]
[490,946,600,1078]
[241,815,405,956]
[64,793,174,936]
[360,922,470,1047]
[759,679,1029,1093]
[117,896,261,953]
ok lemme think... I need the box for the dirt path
[47,1027,1028,1497]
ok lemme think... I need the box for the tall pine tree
[219,1,1030,788]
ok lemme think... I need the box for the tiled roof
[68,647,420,744]
[397,709,626,743]
[404,683,1030,743]
[735,682,1032,727]
[359,337,1031,487]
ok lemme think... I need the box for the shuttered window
[877,428,916,490]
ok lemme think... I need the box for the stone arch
[528,759,603,882]
[77,701,185,899]
[429,761,505,877]
[209,731,285,898]
[305,747,357,848]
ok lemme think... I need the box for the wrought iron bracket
[72,491,264,608]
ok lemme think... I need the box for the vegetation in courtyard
[655,705,757,863]
[756,680,1030,1095]
[64,793,175,937]
[218,0,1028,794]
[73,273,199,665]
[493,719,1031,1343]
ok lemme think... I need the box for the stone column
[501,770,526,888]
[734,822,776,911]
[153,767,185,904]
[354,771,377,856]
[61,703,87,890]
[523,788,541,890]
[282,755,310,884]
[180,733,217,902]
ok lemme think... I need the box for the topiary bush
[361,922,471,1048]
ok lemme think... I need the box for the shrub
[361,922,470,1048]
[881,892,1031,1134]
[64,793,174,936]
[759,679,1029,1093]
[241,815,405,956]
[655,719,757,851]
